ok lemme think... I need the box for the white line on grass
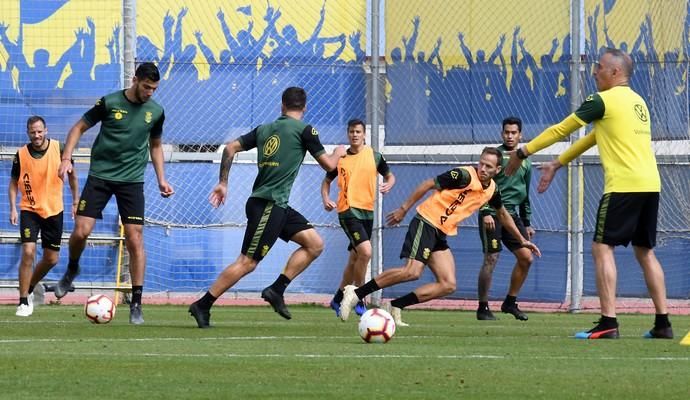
[7,350,690,362]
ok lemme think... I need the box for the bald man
[504,48,672,340]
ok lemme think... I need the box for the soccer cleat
[501,302,528,321]
[339,285,358,321]
[15,304,32,317]
[329,299,341,318]
[188,302,211,328]
[383,301,410,327]
[54,270,78,299]
[574,320,619,339]
[643,326,674,339]
[354,300,367,317]
[129,303,145,325]
[476,307,497,321]
[261,286,292,320]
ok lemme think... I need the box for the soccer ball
[358,308,396,343]
[84,294,116,324]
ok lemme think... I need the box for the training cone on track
[681,331,690,346]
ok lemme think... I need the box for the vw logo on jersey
[633,103,648,122]
[264,134,280,158]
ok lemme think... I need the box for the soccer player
[339,147,541,325]
[8,116,78,317]
[321,119,395,318]
[476,116,535,321]
[57,63,174,325]
[188,87,346,328]
[505,48,673,339]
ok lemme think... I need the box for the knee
[306,237,324,258]
[480,253,499,273]
[634,246,653,261]
[440,280,456,296]
[518,253,533,269]
[356,246,372,263]
[44,252,60,266]
[403,267,423,281]
[21,247,35,260]
[71,228,87,242]
[236,256,258,274]
[125,238,145,255]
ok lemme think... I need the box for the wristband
[516,148,528,160]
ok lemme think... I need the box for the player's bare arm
[59,118,90,177]
[149,137,174,198]
[537,160,563,193]
[386,178,435,226]
[379,172,396,194]
[8,177,18,225]
[496,206,541,257]
[316,145,346,172]
[321,177,336,211]
[67,163,79,219]
[209,139,244,208]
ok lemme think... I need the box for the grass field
[1,304,689,399]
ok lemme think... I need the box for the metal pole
[568,0,584,312]
[122,0,136,87]
[370,0,383,305]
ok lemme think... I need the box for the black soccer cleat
[501,302,528,321]
[129,303,145,325]
[476,307,497,321]
[54,270,79,299]
[575,319,620,339]
[261,286,292,320]
[643,326,673,339]
[188,302,211,329]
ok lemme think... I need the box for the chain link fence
[0,0,688,304]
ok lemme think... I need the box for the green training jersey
[239,115,326,207]
[82,90,165,183]
[479,144,532,226]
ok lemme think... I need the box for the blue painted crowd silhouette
[0,2,688,145]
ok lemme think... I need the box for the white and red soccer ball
[358,308,396,343]
[84,294,116,324]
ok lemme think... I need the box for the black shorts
[594,192,659,248]
[339,217,373,251]
[478,213,528,254]
[78,176,145,225]
[242,197,313,261]
[400,215,449,264]
[19,210,63,250]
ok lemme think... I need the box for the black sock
[354,279,380,299]
[504,295,517,305]
[197,291,217,309]
[654,313,671,328]
[19,297,28,306]
[28,285,35,294]
[478,301,489,310]
[131,285,143,305]
[391,292,419,309]
[67,259,80,274]
[270,274,291,296]
[333,288,344,303]
[599,315,618,329]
